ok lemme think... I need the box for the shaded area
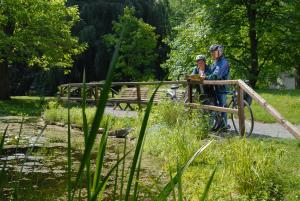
[0,97,53,117]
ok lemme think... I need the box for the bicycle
[202,89,254,137]
[166,74,189,102]
[166,83,181,101]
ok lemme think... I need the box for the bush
[144,100,209,166]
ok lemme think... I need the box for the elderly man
[205,45,230,131]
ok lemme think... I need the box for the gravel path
[104,106,138,118]
[248,121,300,139]
[104,107,299,139]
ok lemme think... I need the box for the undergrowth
[142,100,300,200]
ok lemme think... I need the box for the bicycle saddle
[170,84,180,90]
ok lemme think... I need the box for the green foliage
[104,7,159,81]
[0,0,86,68]
[144,101,209,166]
[165,0,300,88]
[66,0,170,81]
[145,119,300,201]
[161,7,211,78]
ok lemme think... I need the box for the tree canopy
[0,0,85,99]
[66,0,170,82]
[104,7,158,81]
[1,0,300,97]
[163,0,300,88]
[0,0,85,68]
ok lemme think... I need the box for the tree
[104,7,158,81]
[164,0,300,88]
[205,0,300,88]
[161,5,213,79]
[67,0,170,82]
[0,0,85,100]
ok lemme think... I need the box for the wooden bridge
[58,80,300,139]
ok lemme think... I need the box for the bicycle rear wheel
[230,100,254,137]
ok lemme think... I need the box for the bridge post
[237,85,245,136]
[136,85,141,110]
[187,79,192,103]
[95,86,99,105]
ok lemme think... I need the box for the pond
[0,116,166,200]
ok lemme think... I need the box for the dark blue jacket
[206,56,230,93]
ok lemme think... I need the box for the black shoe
[218,124,231,132]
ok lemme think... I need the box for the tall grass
[64,27,216,201]
[223,139,287,200]
[44,103,136,130]
[144,101,209,167]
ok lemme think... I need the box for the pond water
[0,116,166,200]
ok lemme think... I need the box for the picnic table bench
[108,87,167,110]
[108,87,149,110]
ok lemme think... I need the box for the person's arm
[191,67,198,75]
[206,63,229,80]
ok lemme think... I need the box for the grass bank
[144,101,300,200]
[252,89,300,124]
[2,96,299,200]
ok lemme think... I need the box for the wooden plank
[108,98,137,102]
[202,80,238,85]
[237,85,245,136]
[59,80,238,88]
[186,103,238,114]
[238,79,300,139]
[60,97,98,102]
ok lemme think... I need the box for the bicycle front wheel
[230,100,254,137]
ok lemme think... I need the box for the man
[205,45,230,131]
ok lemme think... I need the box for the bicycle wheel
[202,98,220,131]
[230,100,254,137]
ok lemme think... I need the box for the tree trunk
[0,61,10,100]
[246,0,259,88]
[0,13,15,100]
[296,63,300,89]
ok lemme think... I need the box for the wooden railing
[58,80,300,139]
